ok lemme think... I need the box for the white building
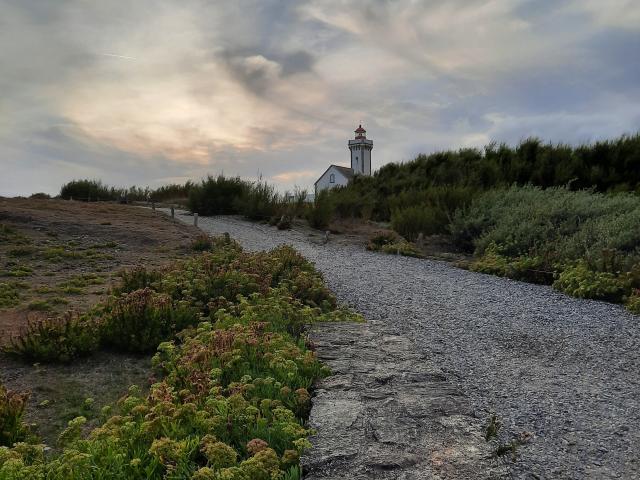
[315,125,373,194]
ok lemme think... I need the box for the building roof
[355,124,366,133]
[314,164,354,185]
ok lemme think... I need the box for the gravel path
[173,212,640,479]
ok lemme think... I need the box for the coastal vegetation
[52,132,640,312]
[0,235,359,478]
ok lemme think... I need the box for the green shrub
[626,290,640,314]
[380,241,423,258]
[5,266,33,277]
[41,246,81,262]
[276,215,292,230]
[469,244,553,284]
[101,288,199,353]
[366,231,422,258]
[0,233,362,479]
[187,175,247,215]
[114,266,163,294]
[7,247,36,258]
[0,384,30,447]
[60,179,118,201]
[0,283,22,309]
[27,300,52,311]
[4,313,100,363]
[451,185,640,259]
[366,231,401,250]
[306,190,333,230]
[29,192,51,200]
[191,234,214,252]
[391,205,448,241]
[329,185,376,219]
[150,181,194,202]
[553,262,631,302]
[236,181,284,221]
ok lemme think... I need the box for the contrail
[99,53,138,60]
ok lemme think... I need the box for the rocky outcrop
[303,321,505,479]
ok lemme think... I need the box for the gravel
[174,212,640,479]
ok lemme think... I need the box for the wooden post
[224,232,230,244]
[194,213,198,227]
[416,232,424,248]
[170,206,175,218]
[151,202,155,211]
[323,230,330,245]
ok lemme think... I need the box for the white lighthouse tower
[314,124,374,194]
[348,125,373,176]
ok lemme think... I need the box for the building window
[329,173,335,183]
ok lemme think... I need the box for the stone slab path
[169,211,640,479]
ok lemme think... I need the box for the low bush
[451,185,640,259]
[150,181,194,202]
[0,283,22,309]
[451,185,640,304]
[366,231,401,250]
[276,215,292,230]
[552,262,630,302]
[391,205,448,241]
[4,313,101,363]
[380,240,423,258]
[114,266,163,295]
[306,190,334,230]
[101,288,199,353]
[191,234,214,252]
[626,290,640,314]
[0,384,30,447]
[29,193,51,200]
[235,181,284,221]
[187,175,247,215]
[366,231,423,258]
[60,179,117,201]
[0,234,360,479]
[27,299,52,311]
[469,244,553,284]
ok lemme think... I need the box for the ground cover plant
[366,231,423,259]
[0,235,360,479]
[451,185,640,312]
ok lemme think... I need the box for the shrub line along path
[168,210,640,479]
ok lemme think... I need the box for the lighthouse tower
[348,125,373,176]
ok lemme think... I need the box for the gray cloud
[1,0,640,196]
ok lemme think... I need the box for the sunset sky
[2,0,640,196]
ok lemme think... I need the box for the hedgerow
[0,235,360,479]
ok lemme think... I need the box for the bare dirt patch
[287,216,470,262]
[0,198,200,341]
[0,198,200,445]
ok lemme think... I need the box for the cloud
[1,0,639,196]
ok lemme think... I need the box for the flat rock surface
[173,212,640,479]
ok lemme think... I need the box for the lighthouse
[348,124,373,176]
[314,124,374,194]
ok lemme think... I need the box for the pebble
[172,212,640,479]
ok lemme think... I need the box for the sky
[1,0,640,196]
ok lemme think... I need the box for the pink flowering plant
[0,235,361,479]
